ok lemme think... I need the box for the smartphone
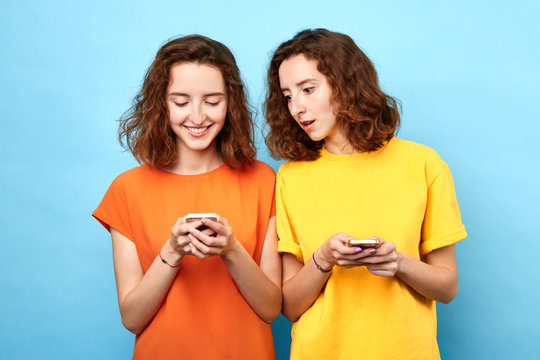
[185,213,218,222]
[347,239,380,248]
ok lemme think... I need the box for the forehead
[278,54,323,87]
[168,62,225,93]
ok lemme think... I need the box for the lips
[184,125,212,137]
[300,120,315,131]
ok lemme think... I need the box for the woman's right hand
[167,217,201,257]
[167,216,218,259]
[315,232,377,270]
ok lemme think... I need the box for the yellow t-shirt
[276,137,467,360]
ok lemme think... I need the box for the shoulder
[387,137,445,165]
[114,164,152,181]
[234,160,276,184]
[110,165,160,189]
[276,158,313,178]
[386,137,448,182]
[236,160,275,177]
[250,160,276,178]
[388,137,440,157]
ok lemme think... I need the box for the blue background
[1,0,539,359]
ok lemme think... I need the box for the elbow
[281,310,300,322]
[281,301,302,322]
[439,283,459,304]
[439,295,456,305]
[120,310,146,335]
[260,308,281,323]
[121,317,144,335]
[260,289,282,323]
[118,298,147,335]
[280,288,304,322]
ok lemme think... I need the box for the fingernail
[369,249,376,254]
[355,247,363,253]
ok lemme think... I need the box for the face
[278,54,341,142]
[166,62,227,154]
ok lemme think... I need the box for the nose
[289,96,306,118]
[189,103,205,125]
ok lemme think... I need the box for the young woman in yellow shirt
[265,28,467,360]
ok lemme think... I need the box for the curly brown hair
[119,35,256,168]
[265,28,400,161]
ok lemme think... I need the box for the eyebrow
[280,78,318,92]
[168,92,226,97]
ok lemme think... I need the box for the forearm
[281,254,330,321]
[395,250,458,304]
[221,241,281,323]
[118,242,182,334]
[281,233,375,321]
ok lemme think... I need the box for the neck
[324,130,360,155]
[165,141,223,175]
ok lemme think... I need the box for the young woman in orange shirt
[93,35,281,360]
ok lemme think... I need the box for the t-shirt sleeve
[270,186,276,219]
[257,162,276,220]
[268,169,276,219]
[92,175,134,241]
[420,162,467,255]
[276,168,304,262]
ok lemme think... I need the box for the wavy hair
[265,28,400,160]
[119,35,256,168]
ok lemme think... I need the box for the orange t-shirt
[93,161,276,360]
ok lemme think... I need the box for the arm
[359,238,459,304]
[395,244,458,304]
[188,216,282,323]
[111,218,200,334]
[281,232,376,321]
[281,253,329,321]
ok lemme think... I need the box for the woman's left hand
[359,237,400,277]
[187,216,238,259]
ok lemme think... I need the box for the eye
[174,102,188,107]
[303,87,314,94]
[205,101,220,106]
[283,94,291,102]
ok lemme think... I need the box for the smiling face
[166,62,228,155]
[278,54,342,143]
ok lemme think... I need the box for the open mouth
[185,125,212,137]
[300,120,315,129]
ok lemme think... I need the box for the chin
[189,143,213,151]
[179,138,214,152]
[307,133,325,142]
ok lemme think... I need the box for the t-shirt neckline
[320,138,393,162]
[154,163,229,178]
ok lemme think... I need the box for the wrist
[221,237,242,260]
[313,249,333,273]
[161,241,183,267]
[315,247,333,269]
[395,251,407,277]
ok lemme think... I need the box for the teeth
[186,126,208,134]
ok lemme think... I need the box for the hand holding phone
[185,213,218,235]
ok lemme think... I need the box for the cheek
[210,105,227,123]
[168,108,188,124]
[314,97,334,118]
